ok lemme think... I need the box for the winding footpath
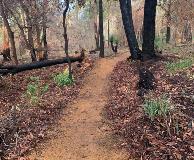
[30,53,129,160]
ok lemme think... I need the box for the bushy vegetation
[26,76,49,105]
[54,69,74,87]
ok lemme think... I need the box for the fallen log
[0,54,84,75]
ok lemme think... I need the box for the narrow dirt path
[30,53,129,160]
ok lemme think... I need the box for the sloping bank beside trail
[106,56,194,160]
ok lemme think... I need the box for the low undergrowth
[53,69,74,87]
[166,58,193,74]
[25,76,49,105]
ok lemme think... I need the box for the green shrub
[26,76,49,105]
[109,34,119,44]
[54,70,73,87]
[166,59,193,73]
[144,96,170,120]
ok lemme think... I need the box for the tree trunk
[0,54,84,75]
[166,26,171,43]
[108,19,110,47]
[107,0,111,47]
[63,0,72,79]
[94,22,100,49]
[142,0,157,60]
[166,0,171,44]
[119,0,141,60]
[99,0,104,58]
[42,0,48,61]
[94,0,99,50]
[42,26,48,60]
[20,2,37,62]
[0,0,18,65]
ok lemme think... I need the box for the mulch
[106,55,194,160]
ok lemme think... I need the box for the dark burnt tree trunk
[166,0,171,43]
[63,0,72,79]
[42,26,48,60]
[119,0,141,60]
[0,0,18,65]
[0,54,84,75]
[142,0,157,60]
[99,0,104,58]
[166,26,171,43]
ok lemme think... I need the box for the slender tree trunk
[119,0,141,59]
[42,0,48,60]
[107,0,111,47]
[142,0,157,60]
[27,24,37,62]
[93,0,99,50]
[166,26,171,43]
[94,22,100,49]
[108,19,110,47]
[42,26,48,60]
[99,0,104,58]
[20,2,37,62]
[63,0,72,79]
[0,0,18,65]
[166,0,171,43]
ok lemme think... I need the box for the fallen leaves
[0,57,94,159]
[106,56,194,160]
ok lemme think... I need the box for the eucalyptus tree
[0,0,18,64]
[119,0,158,60]
[142,0,157,59]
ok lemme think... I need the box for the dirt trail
[30,53,129,160]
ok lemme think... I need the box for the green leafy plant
[166,59,193,74]
[109,34,119,44]
[144,96,170,120]
[25,76,49,105]
[54,69,74,87]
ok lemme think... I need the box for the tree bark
[0,0,18,65]
[20,2,37,62]
[166,0,172,44]
[108,19,110,47]
[142,0,157,60]
[99,0,104,58]
[119,0,141,60]
[166,26,171,43]
[42,0,48,60]
[94,0,100,50]
[0,55,84,75]
[63,0,72,79]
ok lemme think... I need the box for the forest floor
[106,47,194,159]
[29,52,129,160]
[1,46,194,160]
[0,55,94,159]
